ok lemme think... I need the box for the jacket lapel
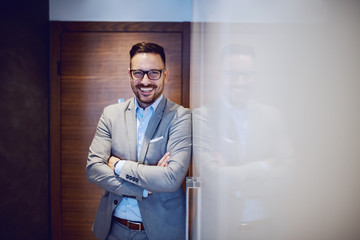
[138,97,167,164]
[125,98,137,161]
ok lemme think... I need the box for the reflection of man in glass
[193,44,293,240]
[223,45,255,109]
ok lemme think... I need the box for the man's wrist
[114,160,126,175]
[113,160,119,174]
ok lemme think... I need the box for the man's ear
[128,68,131,82]
[163,68,169,83]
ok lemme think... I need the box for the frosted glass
[190,1,360,240]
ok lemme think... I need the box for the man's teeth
[140,87,153,92]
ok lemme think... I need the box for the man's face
[222,54,255,106]
[129,53,168,109]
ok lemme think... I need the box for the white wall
[50,0,191,21]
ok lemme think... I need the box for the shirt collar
[135,94,163,112]
[221,95,248,120]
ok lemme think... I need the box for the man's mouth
[139,87,154,95]
[229,84,249,93]
[140,87,153,92]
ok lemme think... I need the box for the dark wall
[0,1,50,240]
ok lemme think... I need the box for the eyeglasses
[130,68,165,81]
[223,70,255,80]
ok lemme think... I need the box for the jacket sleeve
[86,107,144,200]
[118,108,192,192]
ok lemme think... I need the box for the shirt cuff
[143,190,149,198]
[114,160,126,175]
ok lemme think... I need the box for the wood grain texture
[50,21,63,240]
[56,21,186,32]
[50,21,190,240]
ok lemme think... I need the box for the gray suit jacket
[193,100,294,239]
[86,97,192,240]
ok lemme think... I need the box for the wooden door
[50,22,190,240]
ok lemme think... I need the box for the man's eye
[133,71,143,76]
[149,71,160,75]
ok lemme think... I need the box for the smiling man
[86,42,192,240]
[129,49,167,109]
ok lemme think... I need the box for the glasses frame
[129,68,166,81]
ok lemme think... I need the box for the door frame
[49,21,190,240]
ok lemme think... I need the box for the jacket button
[114,200,118,205]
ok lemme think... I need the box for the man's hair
[221,44,256,61]
[129,42,166,67]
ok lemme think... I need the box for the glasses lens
[148,70,161,80]
[224,70,254,80]
[132,70,144,80]
[131,69,163,80]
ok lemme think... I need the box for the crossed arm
[108,152,170,170]
[116,111,192,193]
[86,106,192,199]
[107,152,170,195]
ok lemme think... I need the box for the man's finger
[157,152,170,166]
[158,156,169,166]
[159,156,170,167]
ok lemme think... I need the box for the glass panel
[190,1,360,240]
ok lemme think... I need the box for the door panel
[51,22,190,240]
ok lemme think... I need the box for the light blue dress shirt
[113,95,163,222]
[224,98,268,222]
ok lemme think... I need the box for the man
[193,44,294,240]
[86,42,192,240]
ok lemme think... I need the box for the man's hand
[146,152,170,195]
[157,152,170,167]
[108,156,121,170]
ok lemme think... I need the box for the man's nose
[141,74,150,85]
